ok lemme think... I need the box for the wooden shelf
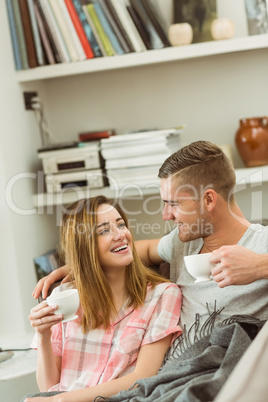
[33,166,268,208]
[17,34,268,83]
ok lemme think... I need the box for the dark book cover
[34,0,61,63]
[127,5,151,50]
[18,0,38,67]
[173,0,217,44]
[102,0,135,52]
[129,0,164,49]
[139,0,170,47]
[97,0,131,53]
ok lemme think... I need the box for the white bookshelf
[32,165,268,208]
[16,34,268,83]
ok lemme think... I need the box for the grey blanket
[96,318,265,402]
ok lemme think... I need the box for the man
[134,140,268,333]
[34,141,268,331]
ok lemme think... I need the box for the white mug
[184,253,215,283]
[46,288,80,323]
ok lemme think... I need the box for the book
[101,137,181,160]
[64,0,95,59]
[97,0,131,53]
[34,249,60,281]
[126,4,151,50]
[139,0,170,47]
[39,0,71,63]
[6,0,23,70]
[109,0,147,52]
[105,153,172,169]
[84,3,115,56]
[244,0,268,35]
[27,0,45,66]
[18,0,39,68]
[48,0,80,62]
[57,0,87,61]
[71,0,102,57]
[102,0,134,52]
[93,1,125,55]
[78,129,116,142]
[11,0,29,69]
[129,0,165,49]
[33,0,56,65]
[82,5,107,56]
[94,0,125,55]
[100,127,183,148]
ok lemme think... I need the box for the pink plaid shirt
[33,282,182,391]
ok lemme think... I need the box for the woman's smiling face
[96,203,133,271]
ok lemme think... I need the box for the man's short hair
[158,141,236,201]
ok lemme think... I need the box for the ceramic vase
[235,117,268,167]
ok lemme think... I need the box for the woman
[24,196,182,402]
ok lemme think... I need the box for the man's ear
[203,189,217,211]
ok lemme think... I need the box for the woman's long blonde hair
[60,196,168,333]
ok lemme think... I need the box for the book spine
[104,0,134,52]
[110,0,146,52]
[11,0,29,69]
[18,0,39,67]
[82,5,107,56]
[6,0,23,70]
[27,0,45,65]
[86,4,115,56]
[35,0,61,64]
[126,4,151,50]
[97,0,131,53]
[94,1,125,55]
[39,0,71,63]
[71,0,102,57]
[129,0,164,49]
[33,1,56,65]
[64,0,95,59]
[48,0,80,62]
[140,0,170,46]
[57,0,87,61]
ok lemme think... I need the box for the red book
[78,130,116,142]
[64,0,94,59]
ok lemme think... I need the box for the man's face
[160,177,212,242]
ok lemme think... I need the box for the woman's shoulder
[147,282,180,298]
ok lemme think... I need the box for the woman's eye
[118,222,126,229]
[98,229,109,235]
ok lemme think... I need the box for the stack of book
[100,127,183,189]
[38,141,107,193]
[6,0,170,71]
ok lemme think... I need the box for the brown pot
[235,117,268,167]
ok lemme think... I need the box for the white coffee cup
[184,253,215,283]
[46,288,80,323]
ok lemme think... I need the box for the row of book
[6,0,170,71]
